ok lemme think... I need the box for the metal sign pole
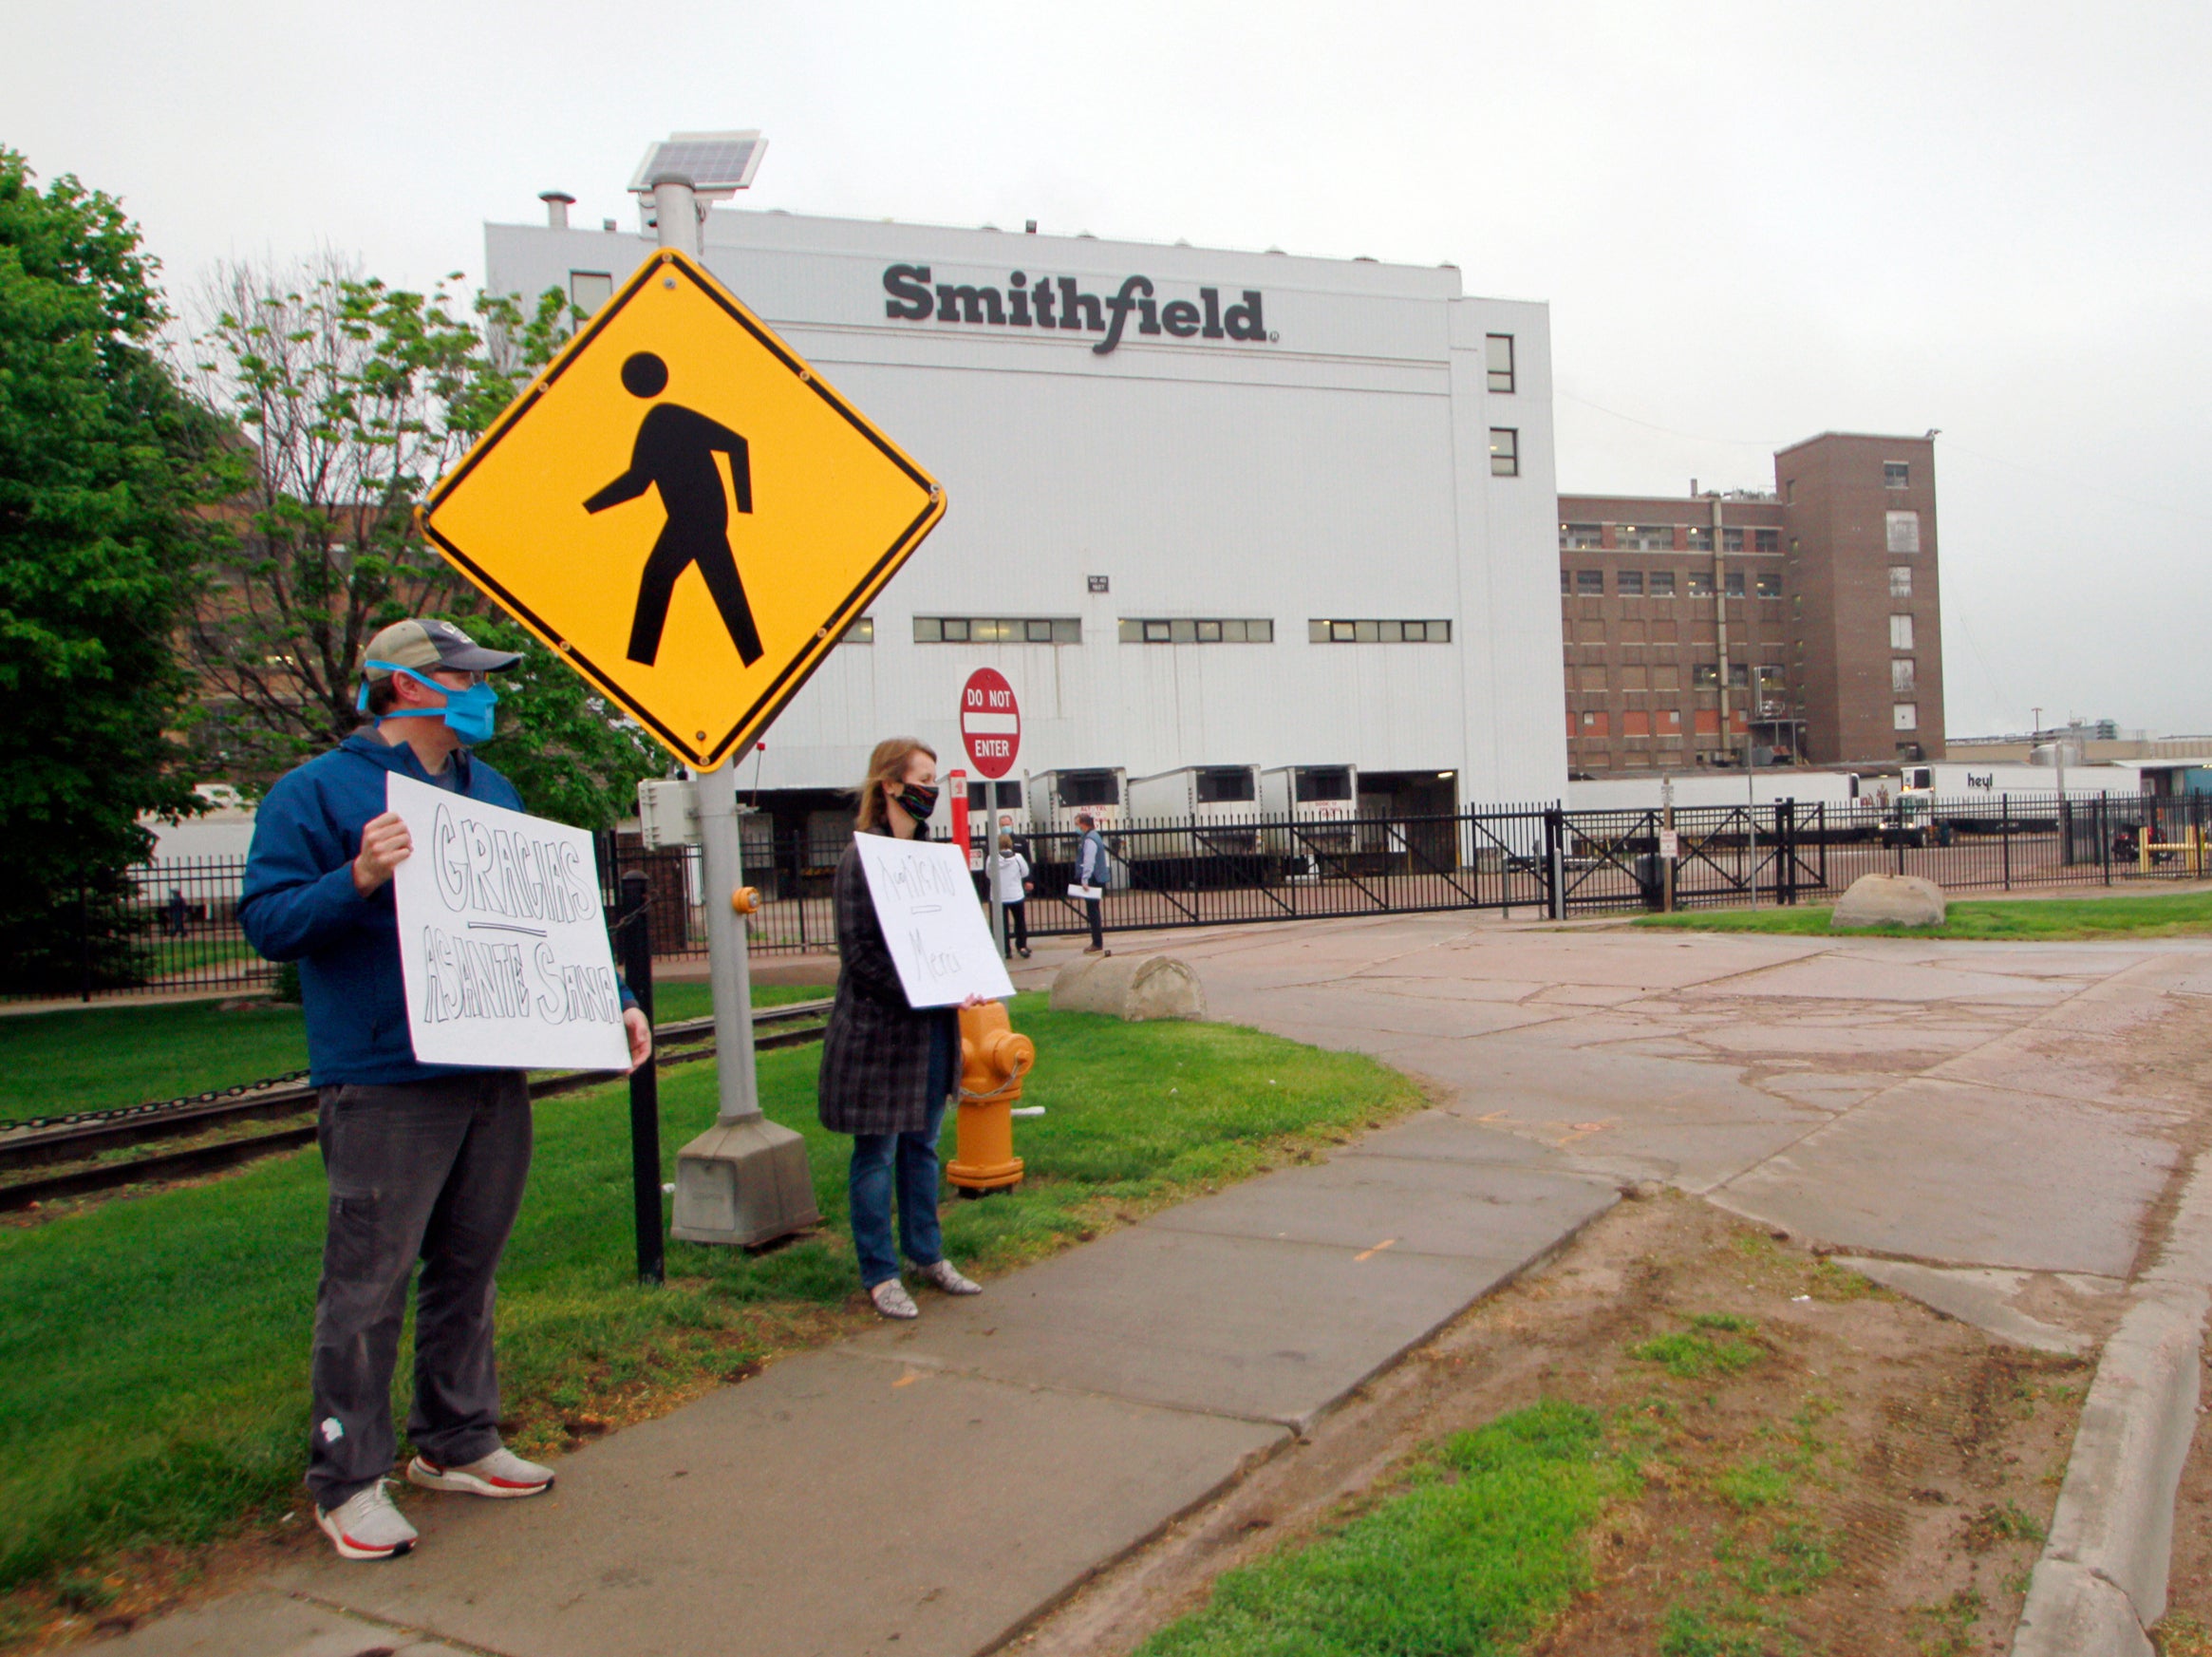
[653,172,817,1247]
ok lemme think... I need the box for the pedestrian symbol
[585,350,763,668]
[421,248,944,769]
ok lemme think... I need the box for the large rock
[1831,873,1946,930]
[1050,954,1208,1022]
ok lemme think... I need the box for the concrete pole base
[669,1115,821,1247]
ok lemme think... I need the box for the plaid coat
[816,834,958,1136]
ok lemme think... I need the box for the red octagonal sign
[960,668,1021,780]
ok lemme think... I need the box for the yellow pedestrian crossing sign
[421,247,945,769]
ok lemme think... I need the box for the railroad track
[0,999,834,1213]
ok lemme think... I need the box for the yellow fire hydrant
[947,1001,1035,1196]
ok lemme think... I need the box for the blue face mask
[358,662,500,745]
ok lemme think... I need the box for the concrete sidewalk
[113,1103,1617,1657]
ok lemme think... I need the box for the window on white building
[1486,333,1515,394]
[1489,427,1520,477]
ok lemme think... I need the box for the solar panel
[628,131,766,195]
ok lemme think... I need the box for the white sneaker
[316,1479,418,1561]
[918,1258,982,1295]
[870,1278,920,1319]
[406,1446,554,1498]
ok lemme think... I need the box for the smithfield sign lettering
[883,266,1271,356]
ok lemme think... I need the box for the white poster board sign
[853,834,1017,1007]
[387,773,631,1070]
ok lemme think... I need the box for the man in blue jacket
[241,617,650,1562]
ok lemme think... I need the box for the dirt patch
[1012,1192,2088,1657]
[2150,1350,2212,1654]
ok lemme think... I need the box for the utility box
[637,779,701,849]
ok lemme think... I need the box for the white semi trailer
[1126,764,1265,855]
[1026,768,1128,835]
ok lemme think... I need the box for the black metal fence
[19,790,2210,1001]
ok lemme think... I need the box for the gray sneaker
[870,1278,920,1319]
[406,1446,553,1498]
[918,1259,982,1295]
[316,1479,418,1561]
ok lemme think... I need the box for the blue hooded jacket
[241,734,534,1085]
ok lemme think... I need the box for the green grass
[0,994,1419,1596]
[1136,1400,1631,1657]
[1633,888,2212,942]
[0,983,832,1124]
[1629,1328,1763,1381]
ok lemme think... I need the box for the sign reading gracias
[883,266,1271,356]
[388,773,631,1071]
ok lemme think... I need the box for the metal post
[2101,796,2111,886]
[1545,806,1565,921]
[617,873,665,1285]
[1660,777,1676,913]
[652,172,818,1247]
[2001,795,2012,891]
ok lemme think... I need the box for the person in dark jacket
[240,618,650,1563]
[817,737,984,1320]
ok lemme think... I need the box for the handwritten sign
[853,834,1016,1007]
[387,773,631,1070]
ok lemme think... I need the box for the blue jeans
[848,1018,954,1289]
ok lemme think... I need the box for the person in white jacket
[992,834,1032,958]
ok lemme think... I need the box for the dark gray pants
[309,1072,532,1509]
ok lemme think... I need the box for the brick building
[1559,431,1940,775]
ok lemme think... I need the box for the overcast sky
[10,0,2209,739]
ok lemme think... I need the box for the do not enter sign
[960,668,1021,779]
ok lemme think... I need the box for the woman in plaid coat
[818,738,986,1320]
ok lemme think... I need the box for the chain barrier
[5,1071,317,1138]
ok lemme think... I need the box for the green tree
[0,149,228,992]
[188,261,665,826]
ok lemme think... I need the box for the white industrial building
[484,204,1565,830]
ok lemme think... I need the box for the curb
[2013,1150,2212,1655]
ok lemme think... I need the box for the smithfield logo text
[882,266,1270,356]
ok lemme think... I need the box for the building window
[1891,659,1917,693]
[1561,523,1603,550]
[1622,710,1652,737]
[1894,703,1920,731]
[1686,527,1714,552]
[1886,510,1921,554]
[840,616,873,644]
[1885,461,1910,489]
[1753,529,1779,554]
[1890,613,1915,650]
[1692,664,1720,689]
[1489,427,1520,477]
[1685,571,1714,598]
[1659,709,1682,731]
[1616,525,1675,552]
[1576,570,1604,595]
[1724,571,1746,598]
[914,615,1080,644]
[1560,570,1572,595]
[1889,566,1913,598]
[1755,664,1786,689]
[1653,665,1680,691]
[1647,570,1677,597]
[1119,617,1273,644]
[569,271,613,316]
[1754,573,1781,598]
[1728,663,1751,688]
[1487,333,1515,394]
[1308,618,1453,644]
[1722,527,1745,553]
[1616,570,1644,596]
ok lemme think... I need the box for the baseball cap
[360,618,522,682]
